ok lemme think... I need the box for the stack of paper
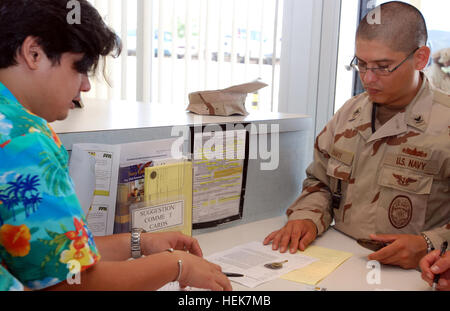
[206,241,319,288]
[280,246,353,285]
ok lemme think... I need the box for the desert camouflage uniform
[287,76,450,250]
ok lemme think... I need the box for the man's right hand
[263,219,318,253]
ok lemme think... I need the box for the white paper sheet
[206,241,318,288]
[70,143,121,236]
[69,147,96,216]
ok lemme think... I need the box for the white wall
[278,0,341,159]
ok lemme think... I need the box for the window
[84,0,284,113]
[334,0,359,113]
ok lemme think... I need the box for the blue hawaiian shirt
[0,81,100,290]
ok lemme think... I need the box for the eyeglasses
[347,47,419,76]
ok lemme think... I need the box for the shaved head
[356,1,428,53]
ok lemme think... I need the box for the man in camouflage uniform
[264,1,450,269]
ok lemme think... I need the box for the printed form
[192,129,246,225]
[206,241,318,288]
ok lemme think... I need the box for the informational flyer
[113,139,181,234]
[69,138,181,236]
[85,204,110,236]
[70,144,121,236]
[69,146,96,216]
[192,128,248,228]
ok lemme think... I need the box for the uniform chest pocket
[376,166,433,233]
[378,166,433,194]
[326,158,353,182]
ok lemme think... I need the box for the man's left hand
[367,234,428,269]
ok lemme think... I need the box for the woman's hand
[176,251,232,291]
[142,231,203,257]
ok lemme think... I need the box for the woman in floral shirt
[0,0,231,291]
[0,81,100,289]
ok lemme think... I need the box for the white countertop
[51,99,310,134]
[194,216,429,291]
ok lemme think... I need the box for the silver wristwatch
[131,228,146,259]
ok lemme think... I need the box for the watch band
[131,228,146,259]
[421,233,434,253]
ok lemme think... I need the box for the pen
[224,272,244,277]
[432,241,448,291]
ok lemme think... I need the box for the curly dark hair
[0,0,121,74]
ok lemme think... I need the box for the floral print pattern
[0,224,31,257]
[0,82,100,290]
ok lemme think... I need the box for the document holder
[129,159,193,236]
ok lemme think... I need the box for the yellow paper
[136,161,193,236]
[280,246,352,285]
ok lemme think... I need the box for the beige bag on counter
[187,80,268,116]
